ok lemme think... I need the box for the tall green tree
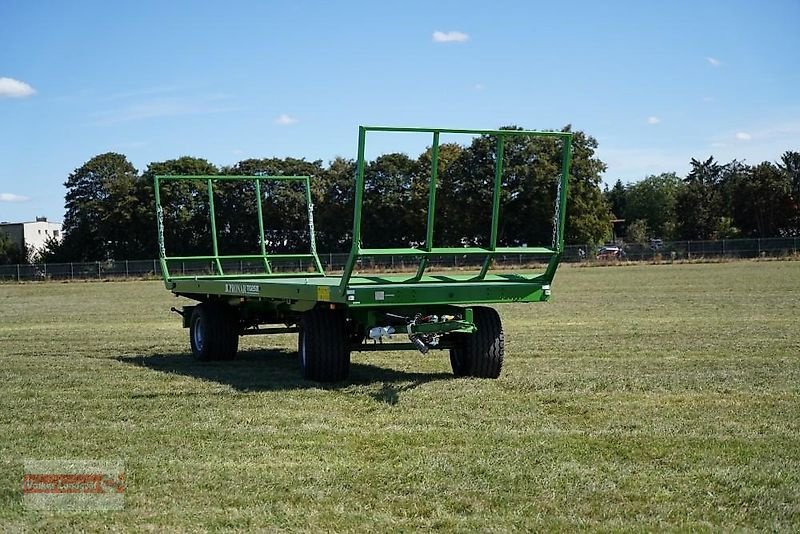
[436,126,611,247]
[727,161,793,237]
[779,151,800,235]
[138,156,220,258]
[419,143,465,247]
[225,157,326,254]
[0,232,27,264]
[605,179,627,220]
[562,128,613,245]
[361,153,423,247]
[675,157,725,239]
[60,153,138,261]
[625,172,683,239]
[316,157,356,252]
[780,150,800,200]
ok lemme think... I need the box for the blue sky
[1,0,799,223]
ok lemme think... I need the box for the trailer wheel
[449,306,504,378]
[189,303,239,361]
[449,347,468,377]
[298,309,350,382]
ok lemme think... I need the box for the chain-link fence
[1,237,797,282]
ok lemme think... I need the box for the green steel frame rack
[155,125,573,382]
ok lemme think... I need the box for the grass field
[1,261,798,531]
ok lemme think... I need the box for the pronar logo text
[224,283,259,295]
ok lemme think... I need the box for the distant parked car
[650,238,664,251]
[596,245,623,260]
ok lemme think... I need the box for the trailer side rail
[154,174,324,282]
[338,126,573,295]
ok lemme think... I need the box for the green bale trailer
[155,126,573,382]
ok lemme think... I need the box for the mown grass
[0,261,798,531]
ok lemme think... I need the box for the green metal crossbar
[154,174,324,281]
[337,126,573,295]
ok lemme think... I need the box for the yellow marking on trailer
[317,286,331,301]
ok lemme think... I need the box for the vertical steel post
[425,131,441,248]
[478,135,506,279]
[254,179,273,274]
[544,135,574,281]
[206,179,224,275]
[557,137,573,252]
[489,135,505,250]
[414,131,441,280]
[339,127,367,294]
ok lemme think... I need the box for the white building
[0,217,63,257]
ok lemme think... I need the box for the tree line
[605,152,800,242]
[2,127,798,265]
[27,126,611,263]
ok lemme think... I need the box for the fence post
[125,260,129,278]
[97,262,101,279]
[758,238,762,257]
[16,263,20,282]
[722,239,725,257]
[70,262,74,280]
[687,240,691,259]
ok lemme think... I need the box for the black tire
[298,309,350,382]
[189,302,239,361]
[449,346,468,377]
[448,306,504,378]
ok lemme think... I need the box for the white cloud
[647,116,660,125]
[706,57,722,67]
[0,77,36,98]
[274,113,298,125]
[433,30,469,43]
[735,132,752,141]
[473,83,485,91]
[0,193,30,202]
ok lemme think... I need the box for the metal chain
[551,176,562,249]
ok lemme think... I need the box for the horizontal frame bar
[361,126,572,138]
[357,247,555,257]
[155,175,312,182]
[165,254,317,262]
